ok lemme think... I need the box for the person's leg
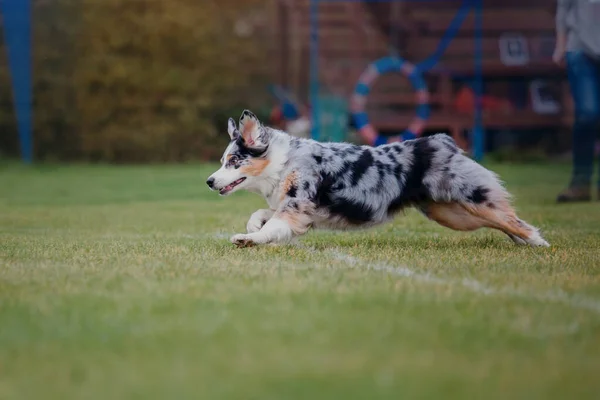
[557,51,600,203]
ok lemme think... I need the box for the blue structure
[268,84,302,121]
[351,56,429,146]
[309,0,485,161]
[0,0,33,163]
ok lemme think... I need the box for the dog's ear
[239,109,268,149]
[227,118,239,141]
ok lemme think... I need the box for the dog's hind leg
[423,202,549,247]
[423,202,488,231]
[461,201,549,247]
[506,233,527,246]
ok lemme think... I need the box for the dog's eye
[228,156,239,165]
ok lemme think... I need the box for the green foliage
[0,0,271,162]
[0,39,17,158]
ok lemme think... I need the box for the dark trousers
[566,51,600,187]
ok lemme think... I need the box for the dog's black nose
[206,177,215,188]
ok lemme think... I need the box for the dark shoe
[556,186,591,203]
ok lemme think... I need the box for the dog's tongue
[221,178,243,194]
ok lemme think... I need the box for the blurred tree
[0,26,18,159]
[0,0,272,162]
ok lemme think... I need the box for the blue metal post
[0,0,33,163]
[309,0,320,140]
[472,0,484,161]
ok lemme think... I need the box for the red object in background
[454,86,513,114]
[270,106,285,129]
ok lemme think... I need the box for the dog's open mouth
[219,177,246,195]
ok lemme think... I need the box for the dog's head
[206,110,273,196]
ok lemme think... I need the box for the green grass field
[1,162,599,399]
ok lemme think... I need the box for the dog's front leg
[246,209,275,233]
[231,218,294,248]
[231,201,313,248]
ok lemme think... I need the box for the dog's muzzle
[206,177,215,189]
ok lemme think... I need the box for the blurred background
[0,0,578,164]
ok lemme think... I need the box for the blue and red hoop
[350,57,430,146]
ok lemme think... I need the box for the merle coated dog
[207,110,549,248]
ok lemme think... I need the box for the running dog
[206,110,549,248]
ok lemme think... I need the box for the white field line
[212,233,600,316]
[321,247,600,316]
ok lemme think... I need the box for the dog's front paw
[246,209,273,233]
[230,234,257,248]
[246,217,266,233]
